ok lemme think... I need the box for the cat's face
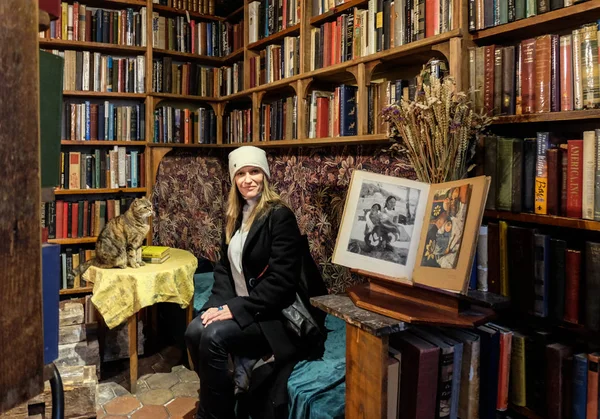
[131,197,154,219]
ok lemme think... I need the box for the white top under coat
[228,197,259,297]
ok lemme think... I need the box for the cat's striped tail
[70,258,96,279]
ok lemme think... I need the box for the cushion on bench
[192,272,346,419]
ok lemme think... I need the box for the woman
[185,146,303,419]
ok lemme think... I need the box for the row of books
[482,131,598,219]
[248,36,300,87]
[152,106,217,144]
[152,0,216,15]
[247,0,301,44]
[152,15,242,57]
[49,50,145,94]
[43,197,136,240]
[40,4,147,47]
[63,101,146,142]
[259,97,298,141]
[307,85,358,138]
[59,248,93,289]
[388,323,600,419]
[224,108,252,144]
[468,0,577,32]
[59,149,145,190]
[152,57,241,96]
[473,222,600,330]
[469,22,600,116]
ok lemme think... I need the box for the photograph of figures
[333,170,429,282]
[420,184,472,269]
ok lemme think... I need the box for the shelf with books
[309,0,368,26]
[223,47,244,63]
[492,109,600,124]
[471,1,600,43]
[39,39,147,54]
[152,48,224,65]
[55,187,147,195]
[146,142,216,148]
[260,133,391,147]
[152,3,223,21]
[62,91,146,99]
[59,286,94,296]
[247,24,301,51]
[483,210,600,232]
[61,140,147,146]
[84,0,147,7]
[150,92,218,102]
[48,237,98,245]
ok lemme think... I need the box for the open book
[332,170,490,294]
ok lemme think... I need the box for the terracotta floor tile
[130,404,170,419]
[96,408,105,419]
[104,396,142,416]
[165,397,198,419]
[103,416,129,419]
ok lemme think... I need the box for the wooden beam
[0,0,44,412]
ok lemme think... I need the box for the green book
[496,137,514,211]
[39,50,64,188]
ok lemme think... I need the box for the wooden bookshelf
[82,0,146,7]
[150,92,218,102]
[310,0,368,26]
[39,39,146,54]
[152,4,224,21]
[152,48,224,65]
[472,1,600,43]
[492,109,600,124]
[484,210,600,232]
[509,404,544,419]
[55,188,147,195]
[226,5,244,21]
[250,134,390,147]
[223,48,244,63]
[61,140,147,146]
[59,287,94,296]
[146,142,217,148]
[48,237,98,245]
[247,24,301,50]
[62,91,146,99]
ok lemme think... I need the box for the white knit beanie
[228,146,270,181]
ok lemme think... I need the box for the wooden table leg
[345,323,389,419]
[186,304,195,371]
[128,314,138,394]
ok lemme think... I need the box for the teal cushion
[191,273,346,419]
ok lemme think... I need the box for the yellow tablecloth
[83,249,198,329]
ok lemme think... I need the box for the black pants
[184,315,270,419]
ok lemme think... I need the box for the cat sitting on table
[71,197,154,279]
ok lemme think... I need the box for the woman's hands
[201,305,233,326]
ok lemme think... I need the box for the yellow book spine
[510,334,527,406]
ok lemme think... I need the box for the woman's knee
[185,315,205,347]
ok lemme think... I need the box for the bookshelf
[484,210,600,232]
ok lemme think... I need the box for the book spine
[587,353,600,418]
[497,138,513,211]
[484,45,496,115]
[511,138,523,212]
[582,131,596,220]
[550,239,566,321]
[567,140,583,218]
[493,48,503,115]
[534,132,549,215]
[572,353,588,419]
[535,35,551,113]
[501,46,516,115]
[550,34,560,112]
[533,234,549,317]
[572,28,583,110]
[521,39,536,114]
[595,129,600,220]
[510,334,526,406]
[585,242,600,331]
[560,146,568,216]
[560,34,573,111]
[580,24,600,110]
[564,249,581,324]
[477,225,488,291]
[523,138,537,212]
[499,220,509,296]
[546,148,559,215]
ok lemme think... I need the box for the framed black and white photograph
[333,170,429,282]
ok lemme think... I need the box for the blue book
[470,251,478,290]
[154,109,159,143]
[42,244,60,364]
[207,24,213,56]
[572,353,588,419]
[436,329,464,419]
[476,325,500,419]
[107,57,113,92]
[131,150,138,188]
[84,101,91,140]
[108,103,114,140]
[339,85,358,137]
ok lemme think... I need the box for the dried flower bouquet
[382,71,493,183]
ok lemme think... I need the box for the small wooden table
[311,294,406,419]
[83,248,198,393]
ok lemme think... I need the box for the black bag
[281,235,328,360]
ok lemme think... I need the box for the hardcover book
[333,171,491,293]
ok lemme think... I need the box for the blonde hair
[225,174,286,244]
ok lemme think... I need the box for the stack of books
[141,246,171,264]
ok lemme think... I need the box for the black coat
[202,202,302,364]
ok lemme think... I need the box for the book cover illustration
[421,184,472,269]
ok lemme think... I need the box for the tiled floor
[96,346,199,419]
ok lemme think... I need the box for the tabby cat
[71,197,154,278]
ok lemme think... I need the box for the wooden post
[0,0,45,412]
[345,324,388,418]
[128,314,138,394]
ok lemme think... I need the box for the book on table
[141,246,171,260]
[142,254,171,264]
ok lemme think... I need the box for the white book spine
[572,29,583,111]
[477,225,489,292]
[583,130,596,220]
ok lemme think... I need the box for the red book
[521,39,536,114]
[316,97,330,138]
[564,249,581,324]
[560,34,573,111]
[73,2,79,42]
[71,202,78,238]
[39,0,61,20]
[82,200,89,237]
[566,140,583,218]
[56,200,64,239]
[535,35,551,113]
[62,201,68,239]
[425,0,436,38]
[560,146,568,216]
